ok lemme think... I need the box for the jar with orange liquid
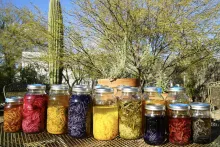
[47,84,69,134]
[4,97,23,132]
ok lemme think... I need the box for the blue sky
[3,0,72,14]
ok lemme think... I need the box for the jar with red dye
[169,103,191,145]
[22,84,48,133]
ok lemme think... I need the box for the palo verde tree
[48,0,64,84]
[67,0,220,88]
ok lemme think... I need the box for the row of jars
[3,84,211,145]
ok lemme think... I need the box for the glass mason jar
[119,87,142,139]
[22,84,49,133]
[4,97,23,132]
[47,84,69,134]
[93,87,118,140]
[142,87,165,105]
[165,86,189,108]
[144,105,166,145]
[169,103,191,145]
[68,86,92,138]
[190,102,211,144]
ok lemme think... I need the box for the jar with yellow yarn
[47,84,69,134]
[93,87,118,140]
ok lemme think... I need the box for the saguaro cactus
[48,0,64,84]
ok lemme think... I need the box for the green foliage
[18,65,47,84]
[0,3,48,91]
[48,0,64,84]
[67,0,220,88]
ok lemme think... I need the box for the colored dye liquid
[4,104,23,132]
[169,117,191,145]
[144,115,166,145]
[93,106,118,140]
[68,94,92,138]
[119,100,142,139]
[192,118,211,144]
[22,94,48,133]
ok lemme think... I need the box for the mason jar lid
[5,97,23,103]
[117,85,130,91]
[122,87,138,93]
[72,86,91,93]
[145,105,165,111]
[190,102,210,110]
[74,85,88,88]
[51,84,69,91]
[168,86,185,92]
[94,85,105,89]
[169,103,190,110]
[144,86,158,92]
[95,87,113,93]
[27,84,46,90]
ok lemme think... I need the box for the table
[0,117,219,147]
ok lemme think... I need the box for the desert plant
[48,0,64,84]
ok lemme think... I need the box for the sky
[2,0,72,15]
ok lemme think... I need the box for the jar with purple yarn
[68,86,92,138]
[144,105,166,145]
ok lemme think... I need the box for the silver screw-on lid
[94,85,105,89]
[5,97,23,103]
[27,84,46,90]
[144,86,158,92]
[74,85,88,88]
[169,103,190,110]
[72,85,91,93]
[117,85,130,90]
[168,86,185,92]
[145,105,165,111]
[95,87,113,93]
[51,84,69,91]
[122,87,138,93]
[190,102,210,110]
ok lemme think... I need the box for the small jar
[144,105,166,145]
[190,102,211,144]
[68,86,92,138]
[169,103,191,145]
[22,84,49,133]
[4,97,23,132]
[93,87,118,140]
[165,86,189,108]
[47,84,69,134]
[142,87,165,105]
[119,87,142,139]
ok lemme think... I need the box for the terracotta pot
[98,78,140,88]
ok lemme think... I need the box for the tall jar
[144,105,166,145]
[4,97,23,132]
[22,84,48,133]
[142,87,165,105]
[47,84,69,134]
[93,87,118,140]
[169,103,191,145]
[68,86,92,138]
[190,102,211,144]
[119,87,142,139]
[165,86,189,109]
